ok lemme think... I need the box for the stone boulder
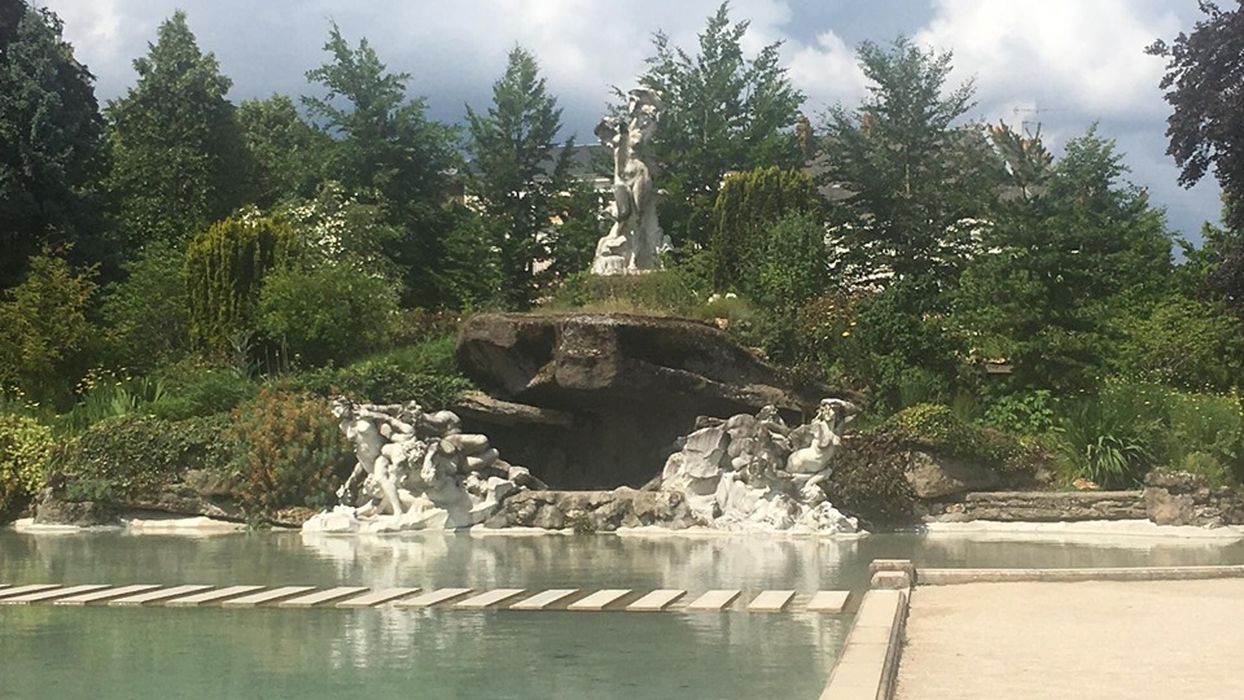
[456,312,850,489]
[483,487,696,531]
[904,451,1001,500]
[1142,469,1244,527]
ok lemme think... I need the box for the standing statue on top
[591,87,669,275]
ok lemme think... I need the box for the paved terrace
[895,577,1244,699]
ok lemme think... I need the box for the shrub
[1163,391,1244,481]
[982,389,1056,437]
[0,249,99,408]
[549,269,702,315]
[49,414,232,502]
[1176,452,1232,488]
[0,414,53,519]
[885,403,1032,472]
[149,362,258,421]
[101,240,190,370]
[1113,295,1244,393]
[386,308,461,348]
[296,361,471,408]
[711,166,822,292]
[752,212,832,312]
[257,262,399,368]
[1051,383,1166,488]
[228,389,350,511]
[826,430,916,526]
[185,211,295,354]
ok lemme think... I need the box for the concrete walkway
[895,579,1244,699]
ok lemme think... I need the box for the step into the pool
[806,590,850,613]
[9,584,859,614]
[510,588,578,610]
[1,584,108,605]
[748,590,796,612]
[455,588,526,610]
[684,589,741,611]
[567,589,631,611]
[56,585,162,606]
[279,586,370,608]
[166,585,266,607]
[336,587,420,608]
[221,586,315,608]
[627,589,686,612]
[0,584,60,601]
[395,588,474,608]
[110,585,214,606]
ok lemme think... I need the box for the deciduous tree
[106,11,248,248]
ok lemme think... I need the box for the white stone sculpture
[303,398,542,534]
[659,400,860,533]
[590,87,669,275]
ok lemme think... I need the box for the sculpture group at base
[658,399,861,533]
[590,87,670,275]
[304,395,861,535]
[301,398,543,534]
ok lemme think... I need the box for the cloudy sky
[42,0,1223,243]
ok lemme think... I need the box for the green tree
[303,23,458,305]
[432,205,505,311]
[1147,2,1244,229]
[952,128,1174,390]
[0,1,106,288]
[106,11,248,248]
[638,2,805,249]
[0,249,98,406]
[821,37,997,287]
[711,166,822,291]
[466,46,573,308]
[237,95,329,207]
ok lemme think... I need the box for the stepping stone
[747,590,795,612]
[221,586,315,608]
[165,585,266,607]
[627,589,686,612]
[110,585,213,606]
[806,590,850,613]
[56,585,161,606]
[0,584,10,590]
[567,589,630,611]
[0,584,59,600]
[278,586,369,608]
[684,589,741,611]
[455,588,526,610]
[336,587,420,608]
[510,589,579,611]
[395,588,474,608]
[1,584,108,605]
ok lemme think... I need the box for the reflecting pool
[4,528,1244,699]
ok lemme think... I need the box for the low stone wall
[482,488,694,531]
[933,490,1146,522]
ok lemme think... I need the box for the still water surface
[3,528,1244,699]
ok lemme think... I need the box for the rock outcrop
[1143,469,1244,527]
[456,312,848,489]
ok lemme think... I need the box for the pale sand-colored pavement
[895,579,1244,699]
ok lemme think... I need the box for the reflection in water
[4,528,1244,699]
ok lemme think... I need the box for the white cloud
[785,30,868,113]
[915,0,1182,123]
